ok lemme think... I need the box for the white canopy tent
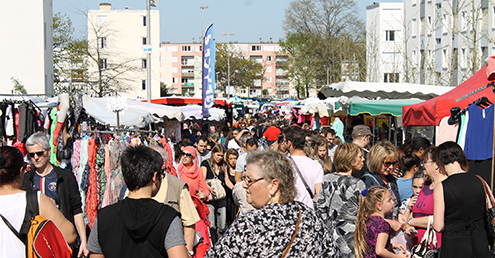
[180,105,226,121]
[126,99,184,122]
[319,81,454,100]
[83,96,155,127]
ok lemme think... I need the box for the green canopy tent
[348,99,423,116]
[347,99,424,145]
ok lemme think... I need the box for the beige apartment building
[87,3,160,99]
[160,41,291,98]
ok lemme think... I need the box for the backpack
[0,191,72,258]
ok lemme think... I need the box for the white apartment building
[87,3,160,99]
[366,2,405,83]
[403,0,495,86]
[0,0,53,95]
[160,41,293,98]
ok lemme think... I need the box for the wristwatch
[408,217,413,226]
[186,248,194,256]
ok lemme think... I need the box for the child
[354,186,408,258]
[399,171,427,219]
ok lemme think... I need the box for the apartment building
[366,2,405,83]
[87,3,160,99]
[403,0,495,86]
[0,0,53,95]
[160,41,291,98]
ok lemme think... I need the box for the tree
[215,43,263,95]
[11,77,27,95]
[282,0,366,97]
[85,12,142,97]
[53,12,87,94]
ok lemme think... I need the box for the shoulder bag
[410,215,438,258]
[475,175,495,242]
[205,161,226,201]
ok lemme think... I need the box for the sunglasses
[183,152,193,158]
[383,160,398,167]
[28,151,45,158]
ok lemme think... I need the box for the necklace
[0,185,16,190]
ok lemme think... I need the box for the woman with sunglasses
[362,141,401,224]
[178,146,209,201]
[0,146,76,257]
[206,149,338,257]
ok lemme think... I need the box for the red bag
[27,215,72,258]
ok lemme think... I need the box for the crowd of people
[0,114,493,258]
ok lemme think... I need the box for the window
[142,16,146,26]
[412,50,417,66]
[442,14,448,34]
[442,49,448,68]
[142,59,147,69]
[266,77,272,83]
[266,56,272,62]
[251,45,262,51]
[412,19,417,37]
[384,73,399,83]
[172,77,176,83]
[97,37,106,49]
[142,37,147,45]
[99,58,107,70]
[181,46,192,52]
[461,11,467,30]
[385,30,395,41]
[412,0,417,5]
[97,16,107,27]
[436,38,441,44]
[267,66,272,73]
[142,80,147,90]
[461,48,466,68]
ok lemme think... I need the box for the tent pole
[492,90,495,190]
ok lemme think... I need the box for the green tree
[215,43,263,96]
[11,77,27,95]
[282,0,366,95]
[53,12,87,94]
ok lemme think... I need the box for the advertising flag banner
[202,24,215,118]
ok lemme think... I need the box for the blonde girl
[354,186,408,258]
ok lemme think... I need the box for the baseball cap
[352,125,372,137]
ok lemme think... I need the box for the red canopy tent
[142,97,230,107]
[403,65,494,127]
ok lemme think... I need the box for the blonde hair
[314,137,333,174]
[367,141,398,174]
[334,143,362,172]
[354,185,388,258]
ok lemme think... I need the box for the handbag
[410,216,438,258]
[475,175,495,242]
[205,161,226,201]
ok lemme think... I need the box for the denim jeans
[207,198,227,243]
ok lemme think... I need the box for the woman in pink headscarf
[178,146,210,201]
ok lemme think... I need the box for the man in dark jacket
[21,132,88,257]
[87,145,188,258]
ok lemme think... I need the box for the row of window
[96,15,148,28]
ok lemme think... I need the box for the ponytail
[354,194,368,258]
[354,186,388,258]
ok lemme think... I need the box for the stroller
[191,195,212,258]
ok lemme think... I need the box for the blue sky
[54,0,399,43]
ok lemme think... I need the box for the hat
[352,125,372,137]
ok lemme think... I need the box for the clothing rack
[81,128,158,134]
[456,80,495,188]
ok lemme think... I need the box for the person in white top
[283,126,323,209]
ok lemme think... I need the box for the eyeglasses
[28,151,45,158]
[421,160,434,166]
[183,153,193,158]
[383,160,398,167]
[244,177,265,187]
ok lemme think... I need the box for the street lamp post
[200,6,209,40]
[222,32,235,98]
[323,64,329,86]
[146,0,152,103]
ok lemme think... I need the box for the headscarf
[178,146,201,179]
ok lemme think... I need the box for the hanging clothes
[437,116,459,145]
[464,104,494,160]
[85,138,98,229]
[160,138,178,177]
[332,117,344,141]
[457,111,469,149]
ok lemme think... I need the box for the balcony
[276,70,288,76]
[276,61,287,66]
[181,83,194,88]
[181,72,194,77]
[276,82,288,86]
[181,62,194,66]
